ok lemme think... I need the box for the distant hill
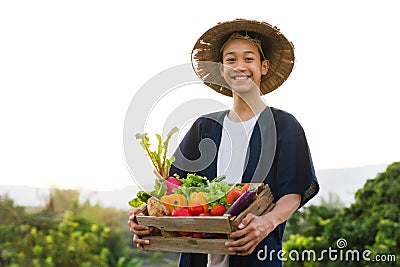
[312,164,389,206]
[0,164,389,210]
[0,185,139,210]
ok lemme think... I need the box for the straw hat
[191,19,295,97]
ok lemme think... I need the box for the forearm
[263,193,301,229]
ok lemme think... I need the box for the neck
[229,93,266,122]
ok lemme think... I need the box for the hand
[225,212,276,256]
[128,209,153,251]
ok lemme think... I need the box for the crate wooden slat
[136,184,275,254]
[143,236,237,255]
[137,215,233,234]
[230,186,275,230]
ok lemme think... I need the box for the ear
[261,60,269,75]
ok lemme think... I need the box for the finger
[128,210,136,217]
[229,228,247,239]
[132,224,150,231]
[128,208,141,217]
[225,231,254,247]
[133,236,149,252]
[225,238,248,248]
[227,240,254,254]
[229,223,257,239]
[136,243,146,251]
[133,228,153,236]
[238,213,255,229]
[132,226,153,236]
[133,234,150,245]
[128,214,135,221]
[128,209,140,224]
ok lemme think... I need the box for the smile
[232,76,249,80]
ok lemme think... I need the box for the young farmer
[129,19,319,267]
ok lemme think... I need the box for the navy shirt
[169,107,319,267]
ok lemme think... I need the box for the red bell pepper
[171,207,192,236]
[171,207,191,216]
[189,204,205,216]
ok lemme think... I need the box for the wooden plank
[137,215,232,234]
[143,236,237,255]
[231,185,275,231]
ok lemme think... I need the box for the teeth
[234,76,248,80]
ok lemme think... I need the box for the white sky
[0,0,399,191]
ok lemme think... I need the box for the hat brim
[191,19,295,97]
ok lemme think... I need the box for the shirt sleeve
[275,125,319,208]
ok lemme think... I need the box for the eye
[245,57,255,61]
[225,57,236,63]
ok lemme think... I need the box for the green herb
[151,178,167,198]
[135,127,179,179]
[172,174,232,209]
[178,173,209,187]
[128,198,144,208]
[203,176,232,208]
[172,173,209,199]
[127,181,168,208]
[136,191,152,203]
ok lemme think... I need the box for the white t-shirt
[217,113,259,183]
[207,113,259,267]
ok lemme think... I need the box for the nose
[234,59,247,71]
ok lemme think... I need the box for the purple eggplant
[225,190,256,216]
[201,233,218,239]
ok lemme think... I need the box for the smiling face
[220,38,269,96]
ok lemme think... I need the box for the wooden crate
[136,184,275,255]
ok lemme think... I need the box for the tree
[282,161,400,266]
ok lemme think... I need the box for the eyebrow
[223,50,257,58]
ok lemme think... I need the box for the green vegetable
[212,175,227,183]
[128,180,168,208]
[135,127,178,178]
[172,173,209,199]
[128,190,152,208]
[178,173,209,187]
[128,198,144,208]
[172,174,232,209]
[150,178,167,199]
[203,176,231,209]
[136,191,152,203]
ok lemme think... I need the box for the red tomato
[210,205,227,216]
[199,213,211,216]
[189,204,205,216]
[192,232,202,238]
[240,184,250,195]
[178,231,192,236]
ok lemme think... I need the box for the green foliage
[129,179,168,208]
[1,211,109,266]
[0,189,179,267]
[8,162,397,266]
[283,162,400,266]
[135,127,178,178]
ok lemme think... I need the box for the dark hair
[219,32,268,63]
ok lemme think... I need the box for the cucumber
[224,190,256,216]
